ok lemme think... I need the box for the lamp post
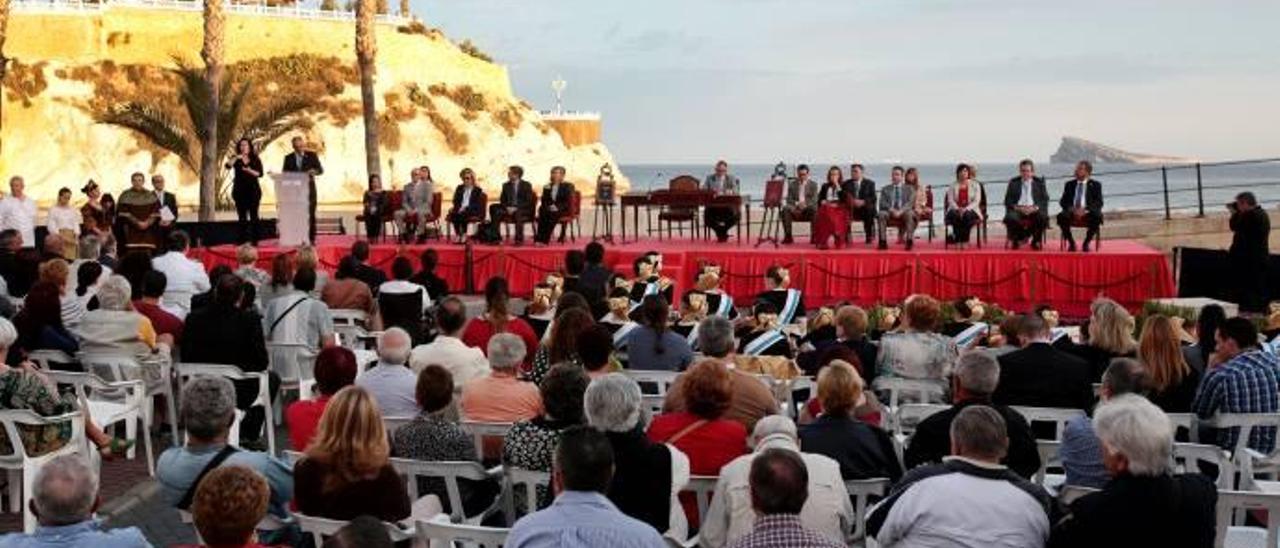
[551,76,566,115]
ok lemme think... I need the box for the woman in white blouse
[45,187,82,259]
[944,163,985,245]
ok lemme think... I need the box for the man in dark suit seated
[578,242,611,314]
[1057,160,1104,252]
[447,167,486,243]
[535,166,574,245]
[842,163,877,245]
[489,165,535,244]
[281,136,324,243]
[348,240,386,296]
[905,351,1041,479]
[994,313,1095,414]
[1003,159,1050,250]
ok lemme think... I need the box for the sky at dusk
[417,0,1280,164]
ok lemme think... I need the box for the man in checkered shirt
[1193,317,1280,453]
[726,448,843,548]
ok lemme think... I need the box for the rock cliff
[2,6,629,208]
[1049,136,1192,165]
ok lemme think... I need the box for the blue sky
[416,0,1280,164]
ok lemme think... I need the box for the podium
[271,172,311,246]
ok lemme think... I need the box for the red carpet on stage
[193,237,1174,317]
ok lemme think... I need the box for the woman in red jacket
[461,277,539,369]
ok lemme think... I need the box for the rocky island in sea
[1050,136,1194,165]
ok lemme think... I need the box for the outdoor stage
[192,237,1175,318]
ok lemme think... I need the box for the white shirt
[355,361,420,418]
[151,251,212,317]
[45,205,82,236]
[0,195,37,246]
[408,334,490,387]
[377,279,431,312]
[1017,178,1034,207]
[699,437,852,548]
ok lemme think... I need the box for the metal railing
[13,0,414,24]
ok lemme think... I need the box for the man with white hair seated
[73,274,171,388]
[157,377,293,528]
[459,332,542,423]
[700,415,851,548]
[0,455,151,547]
[1048,395,1215,548]
[356,327,420,418]
[663,316,779,431]
[868,405,1054,548]
[586,373,690,543]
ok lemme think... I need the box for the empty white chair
[1197,413,1280,491]
[266,342,317,423]
[0,409,87,532]
[295,513,414,546]
[415,514,509,547]
[873,377,947,409]
[390,457,502,525]
[461,420,514,459]
[1009,406,1086,440]
[503,466,551,525]
[78,351,179,449]
[176,363,277,456]
[844,477,891,543]
[44,371,153,475]
[1216,490,1280,548]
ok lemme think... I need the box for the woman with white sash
[628,252,674,306]
[600,287,640,350]
[754,265,805,325]
[737,302,794,358]
[673,291,709,350]
[693,263,738,320]
[941,296,989,349]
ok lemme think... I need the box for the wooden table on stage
[619,191,750,244]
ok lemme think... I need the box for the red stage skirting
[192,237,1174,317]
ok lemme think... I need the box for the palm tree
[199,0,225,221]
[356,0,380,178]
[0,0,11,159]
[97,62,315,207]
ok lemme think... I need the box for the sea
[620,161,1280,221]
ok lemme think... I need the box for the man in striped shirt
[1192,317,1280,453]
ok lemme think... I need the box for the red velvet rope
[1040,268,1146,290]
[921,264,1026,286]
[807,263,912,283]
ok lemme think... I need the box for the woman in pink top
[285,346,357,450]
[461,277,538,369]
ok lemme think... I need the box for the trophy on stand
[756,162,788,248]
[593,164,617,243]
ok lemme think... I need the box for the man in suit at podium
[151,174,178,236]
[535,166,574,245]
[489,165,535,244]
[282,136,324,243]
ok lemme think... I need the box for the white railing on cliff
[13,0,413,25]
[538,110,601,121]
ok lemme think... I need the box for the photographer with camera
[1228,191,1271,312]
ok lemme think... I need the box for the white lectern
[271,172,311,246]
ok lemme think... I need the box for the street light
[551,76,567,115]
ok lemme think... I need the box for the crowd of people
[0,227,1274,546]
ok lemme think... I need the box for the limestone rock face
[1,7,629,208]
[1049,136,1193,165]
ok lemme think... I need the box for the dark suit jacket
[904,399,1041,479]
[1059,178,1103,216]
[1048,473,1216,548]
[497,180,535,217]
[994,342,1095,411]
[539,182,574,218]
[181,304,268,372]
[1003,176,1049,212]
[282,151,324,175]
[451,185,486,218]
[158,191,179,222]
[1229,206,1271,263]
[355,263,387,296]
[841,178,877,209]
[579,264,611,309]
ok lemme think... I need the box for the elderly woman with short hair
[875,294,957,395]
[503,363,591,515]
[233,243,269,289]
[586,373,690,542]
[799,360,903,482]
[1048,395,1216,547]
[459,333,543,423]
[73,274,171,388]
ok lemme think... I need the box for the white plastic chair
[266,342,317,423]
[179,509,296,543]
[892,403,949,438]
[0,409,88,532]
[873,377,947,409]
[624,369,682,415]
[44,371,153,475]
[1057,485,1098,506]
[1197,413,1280,491]
[78,351,179,450]
[25,349,77,371]
[1034,440,1063,490]
[1168,412,1196,433]
[845,477,891,543]
[502,466,551,525]
[1009,406,1086,440]
[461,420,514,459]
[384,416,415,439]
[331,309,371,350]
[681,475,719,526]
[390,457,503,525]
[415,514,510,547]
[1217,490,1280,548]
[296,513,415,546]
[176,363,277,456]
[1172,442,1235,490]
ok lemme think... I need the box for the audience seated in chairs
[1049,395,1216,548]
[262,267,336,368]
[36,260,84,329]
[73,275,171,390]
[409,248,449,300]
[232,243,270,289]
[461,277,539,369]
[346,241,386,297]
[393,364,498,520]
[626,295,694,372]
[875,294,958,394]
[1138,314,1202,413]
[1192,316,1280,454]
[188,465,272,548]
[157,377,293,530]
[506,425,668,548]
[1060,358,1151,489]
[798,361,902,482]
[798,347,886,427]
[905,351,1041,479]
[286,347,357,451]
[356,327,420,419]
[295,386,415,523]
[701,416,852,548]
[133,270,184,345]
[526,307,594,385]
[257,253,295,306]
[0,455,149,547]
[9,281,78,365]
[578,325,617,380]
[665,316,779,432]
[585,374,690,542]
[869,405,1055,547]
[503,363,591,514]
[321,515,394,548]
[727,447,846,548]
[409,296,489,385]
[321,257,378,329]
[1068,297,1138,380]
[460,333,542,426]
[149,231,210,318]
[376,258,430,345]
[993,312,1095,413]
[183,273,276,449]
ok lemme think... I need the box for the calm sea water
[621,162,1280,221]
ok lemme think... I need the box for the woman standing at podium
[226,138,264,245]
[813,166,849,249]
